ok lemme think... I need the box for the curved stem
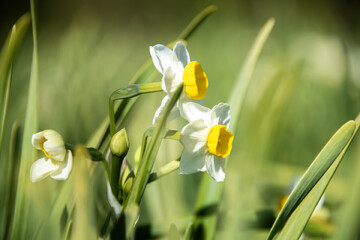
[109,95,116,137]
[148,158,180,183]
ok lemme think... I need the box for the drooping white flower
[30,130,72,182]
[179,102,234,181]
[149,41,208,124]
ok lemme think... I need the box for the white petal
[107,181,122,218]
[178,97,204,120]
[32,131,45,149]
[50,150,73,180]
[181,102,212,124]
[149,44,173,74]
[162,67,181,95]
[179,149,206,174]
[211,103,231,128]
[172,41,190,72]
[180,119,208,153]
[30,157,60,182]
[152,95,170,125]
[205,155,226,182]
[43,130,66,161]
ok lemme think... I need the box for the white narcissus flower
[179,102,234,181]
[30,130,72,182]
[150,41,208,124]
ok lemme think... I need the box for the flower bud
[110,128,129,157]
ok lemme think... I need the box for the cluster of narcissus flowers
[150,41,234,181]
[30,130,72,182]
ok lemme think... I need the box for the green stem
[102,159,111,182]
[109,96,116,137]
[177,5,218,40]
[111,155,122,197]
[109,82,162,138]
[148,159,180,183]
[124,84,183,208]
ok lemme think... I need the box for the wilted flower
[150,41,208,124]
[179,102,233,181]
[30,130,72,182]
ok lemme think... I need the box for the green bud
[110,128,129,157]
[122,175,134,199]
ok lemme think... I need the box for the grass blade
[268,116,360,240]
[112,85,183,238]
[332,133,360,240]
[2,122,20,239]
[71,146,97,240]
[10,1,39,238]
[0,13,31,150]
[176,5,217,40]
[125,84,183,206]
[193,18,275,239]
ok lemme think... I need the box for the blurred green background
[1,0,360,239]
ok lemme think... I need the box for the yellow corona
[183,61,208,100]
[206,125,234,158]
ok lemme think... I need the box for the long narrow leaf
[10,2,39,238]
[193,18,275,239]
[2,122,20,239]
[112,85,183,238]
[268,116,360,240]
[71,146,97,240]
[0,13,31,150]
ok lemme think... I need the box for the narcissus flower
[179,102,234,181]
[150,41,208,124]
[30,130,72,182]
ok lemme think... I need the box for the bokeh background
[1,0,360,239]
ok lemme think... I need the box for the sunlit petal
[149,44,172,74]
[50,150,73,180]
[181,102,211,124]
[205,155,226,182]
[32,131,45,149]
[30,157,60,182]
[211,103,231,128]
[179,149,206,174]
[180,119,208,153]
[172,41,190,72]
[152,95,170,125]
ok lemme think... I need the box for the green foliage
[192,18,275,240]
[268,116,360,240]
[1,1,360,240]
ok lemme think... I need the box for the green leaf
[125,84,183,207]
[71,146,97,240]
[193,18,275,239]
[169,224,181,240]
[2,122,20,240]
[148,158,180,183]
[0,13,31,151]
[183,222,195,240]
[118,85,183,236]
[267,116,360,240]
[228,18,275,132]
[332,124,360,240]
[176,5,217,40]
[10,2,39,238]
